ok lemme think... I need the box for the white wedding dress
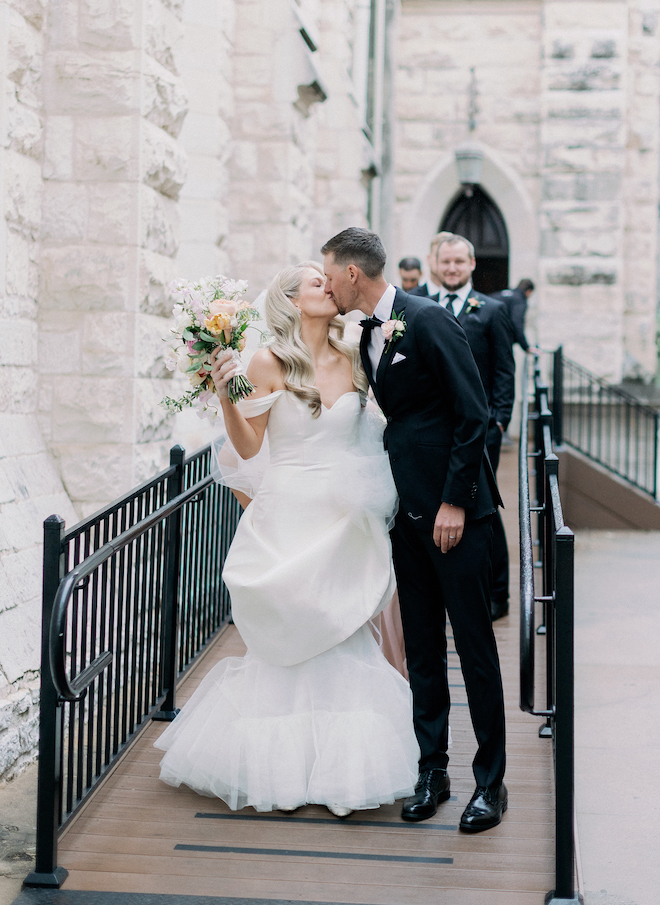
[155,389,420,812]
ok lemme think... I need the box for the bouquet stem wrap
[226,349,254,404]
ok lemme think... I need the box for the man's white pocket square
[392,352,406,364]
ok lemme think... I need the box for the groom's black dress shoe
[459,784,508,832]
[401,769,450,821]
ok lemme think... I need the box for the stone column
[538,0,630,380]
[39,0,188,517]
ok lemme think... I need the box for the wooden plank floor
[56,445,556,904]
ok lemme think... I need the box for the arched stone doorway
[398,143,537,296]
[440,186,509,295]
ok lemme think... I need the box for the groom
[322,228,507,832]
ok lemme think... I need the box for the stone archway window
[440,186,509,295]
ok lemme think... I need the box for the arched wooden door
[440,187,509,295]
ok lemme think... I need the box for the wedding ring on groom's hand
[449,535,456,539]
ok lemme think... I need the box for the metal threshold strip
[14,893,377,905]
[195,812,458,830]
[175,843,452,864]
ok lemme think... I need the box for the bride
[154,261,419,817]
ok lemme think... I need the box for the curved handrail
[519,354,536,713]
[49,474,214,702]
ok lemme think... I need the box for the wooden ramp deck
[43,447,556,905]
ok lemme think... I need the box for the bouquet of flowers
[162,275,264,416]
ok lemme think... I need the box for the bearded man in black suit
[322,227,507,833]
[411,232,515,622]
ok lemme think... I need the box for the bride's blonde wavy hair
[264,261,368,418]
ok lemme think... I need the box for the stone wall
[0,0,78,782]
[395,0,543,320]
[0,0,45,435]
[622,0,660,379]
[225,0,376,298]
[538,0,659,380]
[226,0,318,293]
[0,0,380,782]
[395,0,660,382]
[313,0,374,254]
[38,0,189,518]
[176,0,234,281]
[539,0,629,378]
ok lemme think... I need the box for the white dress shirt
[367,283,397,376]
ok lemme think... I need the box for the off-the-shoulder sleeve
[236,390,284,418]
[210,391,283,500]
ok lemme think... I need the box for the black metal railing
[552,346,660,499]
[25,444,241,889]
[520,354,580,904]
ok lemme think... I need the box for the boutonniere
[381,312,406,352]
[465,296,484,315]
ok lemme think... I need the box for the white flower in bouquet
[161,275,266,418]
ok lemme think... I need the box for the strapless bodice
[257,390,362,467]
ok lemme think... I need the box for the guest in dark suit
[491,279,535,352]
[398,256,422,292]
[322,227,507,833]
[411,232,515,621]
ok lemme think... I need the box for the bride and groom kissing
[155,227,507,834]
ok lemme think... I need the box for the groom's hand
[433,503,466,553]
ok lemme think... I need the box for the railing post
[547,525,578,904]
[536,386,551,638]
[24,516,69,888]
[153,445,185,721]
[540,453,557,740]
[553,346,564,447]
[655,412,659,501]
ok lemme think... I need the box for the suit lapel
[359,312,387,409]
[456,291,477,324]
[375,289,409,389]
[359,324,373,386]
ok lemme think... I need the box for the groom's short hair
[321,228,386,279]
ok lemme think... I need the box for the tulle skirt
[154,624,420,812]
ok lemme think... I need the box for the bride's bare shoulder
[246,347,285,391]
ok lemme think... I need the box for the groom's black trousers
[392,513,506,791]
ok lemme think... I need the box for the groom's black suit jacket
[410,285,515,430]
[360,289,501,533]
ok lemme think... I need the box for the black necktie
[360,316,383,331]
[444,293,458,314]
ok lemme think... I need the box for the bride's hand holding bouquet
[209,347,248,401]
